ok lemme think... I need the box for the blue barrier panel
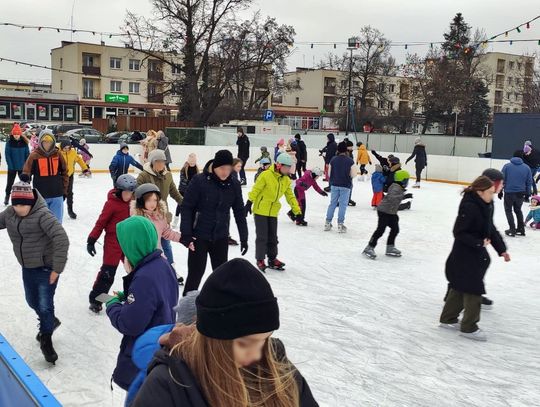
[0,333,61,407]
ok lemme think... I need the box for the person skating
[254,157,271,183]
[87,174,138,313]
[246,153,302,272]
[439,176,510,342]
[137,149,183,266]
[172,153,199,228]
[4,123,30,205]
[59,140,90,219]
[106,216,179,391]
[254,146,272,164]
[320,133,337,182]
[156,130,172,171]
[324,142,356,233]
[132,258,319,407]
[363,170,411,259]
[501,152,532,237]
[286,138,298,180]
[236,127,250,185]
[371,164,386,208]
[288,167,327,226]
[294,133,308,178]
[180,150,248,294]
[521,141,540,195]
[77,138,92,177]
[356,142,372,181]
[274,138,286,161]
[525,195,540,229]
[232,157,243,183]
[0,181,69,363]
[406,137,427,188]
[109,143,144,186]
[21,130,68,222]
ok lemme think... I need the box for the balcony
[148,70,164,81]
[148,94,164,103]
[82,66,101,76]
[255,80,269,89]
[324,86,336,94]
[82,93,101,100]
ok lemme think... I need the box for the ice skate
[412,182,421,189]
[40,333,58,364]
[36,317,61,341]
[439,321,461,330]
[68,209,77,219]
[171,215,179,228]
[385,245,402,257]
[516,227,526,237]
[287,210,296,222]
[505,229,516,237]
[481,296,493,310]
[256,260,267,273]
[460,328,487,342]
[268,259,285,271]
[177,276,184,285]
[89,302,103,314]
[348,200,356,206]
[337,223,347,233]
[324,222,332,231]
[363,245,377,259]
[296,219,308,226]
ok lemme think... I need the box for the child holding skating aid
[525,195,540,229]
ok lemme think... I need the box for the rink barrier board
[0,333,61,407]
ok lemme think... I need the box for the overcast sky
[1,0,539,83]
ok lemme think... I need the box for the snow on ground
[1,173,539,407]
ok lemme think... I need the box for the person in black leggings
[172,154,199,228]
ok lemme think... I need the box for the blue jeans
[326,186,351,224]
[22,266,59,334]
[45,196,64,223]
[161,238,174,265]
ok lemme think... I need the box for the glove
[244,200,253,216]
[321,191,328,197]
[498,191,504,200]
[294,213,303,222]
[404,193,413,199]
[106,296,121,308]
[114,291,126,302]
[87,239,97,257]
[240,241,248,256]
[180,235,194,248]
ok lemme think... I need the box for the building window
[506,107,510,113]
[388,84,395,93]
[171,84,181,96]
[508,77,513,85]
[110,81,122,93]
[129,82,140,94]
[296,79,300,87]
[148,60,160,72]
[83,54,94,67]
[295,97,299,106]
[495,90,503,104]
[148,83,157,96]
[497,59,505,73]
[517,62,523,71]
[509,61,514,70]
[129,59,140,71]
[506,92,511,100]
[353,81,360,88]
[341,80,347,88]
[243,91,249,100]
[110,57,122,69]
[495,75,504,88]
[378,83,385,92]
[83,79,94,98]
[388,101,394,110]
[514,108,519,113]
[60,80,63,91]
[60,58,63,69]
[172,65,181,74]
[377,100,385,108]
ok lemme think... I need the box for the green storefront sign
[105,94,129,103]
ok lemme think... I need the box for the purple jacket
[294,170,325,200]
[106,250,179,390]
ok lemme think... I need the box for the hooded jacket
[295,170,325,200]
[131,201,181,246]
[59,147,88,177]
[180,160,248,243]
[371,170,386,193]
[0,190,69,272]
[356,144,371,165]
[236,133,250,160]
[248,164,301,217]
[22,133,69,199]
[109,149,144,179]
[377,183,406,215]
[502,157,533,193]
[5,135,30,171]
[526,205,540,223]
[321,134,337,164]
[107,217,178,390]
[132,340,319,407]
[157,132,172,164]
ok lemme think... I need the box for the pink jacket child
[78,139,92,164]
[130,201,181,250]
[288,168,328,226]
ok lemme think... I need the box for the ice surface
[1,173,539,406]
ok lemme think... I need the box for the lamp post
[345,37,359,136]
[452,111,458,156]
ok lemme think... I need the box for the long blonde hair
[132,192,168,219]
[171,330,300,407]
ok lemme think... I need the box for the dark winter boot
[287,210,296,222]
[67,204,77,219]
[256,260,267,273]
[268,259,286,270]
[348,199,356,206]
[481,296,493,310]
[505,229,516,237]
[89,302,103,314]
[39,333,58,364]
[36,317,61,341]
[296,219,308,226]
[4,194,9,206]
[516,227,526,236]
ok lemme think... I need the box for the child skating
[371,164,386,208]
[109,142,144,186]
[59,140,90,219]
[288,167,327,226]
[0,181,69,363]
[245,153,302,272]
[525,195,540,229]
[254,146,271,164]
[356,143,372,181]
[87,174,138,313]
[254,157,271,183]
[77,138,92,178]
[363,170,411,259]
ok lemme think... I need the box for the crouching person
[0,181,69,364]
[106,216,179,391]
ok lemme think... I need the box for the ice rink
[1,173,539,406]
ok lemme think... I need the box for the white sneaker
[337,223,347,233]
[439,322,461,330]
[324,222,332,231]
[171,216,179,228]
[460,329,487,342]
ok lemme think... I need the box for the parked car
[104,131,131,144]
[118,131,146,144]
[63,128,104,143]
[55,123,91,137]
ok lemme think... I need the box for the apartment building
[51,41,182,123]
[0,80,51,93]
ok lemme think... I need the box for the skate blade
[385,253,402,257]
[363,253,376,260]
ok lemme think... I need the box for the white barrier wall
[0,142,507,185]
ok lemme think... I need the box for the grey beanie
[148,149,167,164]
[174,290,199,325]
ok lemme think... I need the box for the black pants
[66,174,74,208]
[296,160,306,178]
[89,265,118,305]
[369,211,400,247]
[5,169,23,196]
[175,204,181,217]
[359,164,368,175]
[254,214,278,261]
[184,238,228,295]
[415,164,424,183]
[239,158,248,183]
[504,192,524,231]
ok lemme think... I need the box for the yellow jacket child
[356,144,372,165]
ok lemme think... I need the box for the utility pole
[452,111,458,156]
[345,37,358,136]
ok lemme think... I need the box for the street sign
[263,109,274,121]
[105,94,129,103]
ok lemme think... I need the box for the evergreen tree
[463,80,491,136]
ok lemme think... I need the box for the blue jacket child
[109,143,144,183]
[371,164,386,193]
[106,216,179,391]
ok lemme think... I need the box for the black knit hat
[196,258,280,340]
[213,149,234,168]
[60,140,71,149]
[337,141,348,153]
